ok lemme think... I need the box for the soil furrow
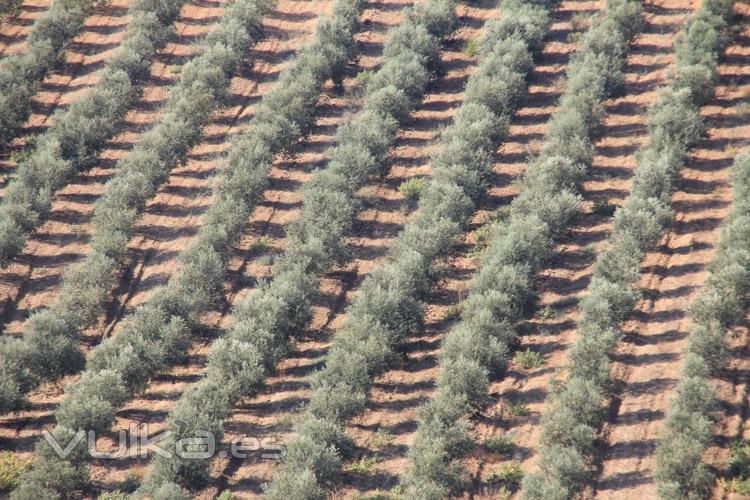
[0,0,54,57]
[0,0,232,463]
[212,1,580,497]
[82,1,338,493]
[595,3,750,497]
[461,1,695,498]
[0,0,198,328]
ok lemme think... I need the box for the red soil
[0,0,54,57]
[596,4,750,498]
[481,2,699,496]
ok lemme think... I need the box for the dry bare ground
[474,0,698,493]
[0,0,331,485]
[595,3,750,499]
[0,0,54,57]
[209,1,504,496]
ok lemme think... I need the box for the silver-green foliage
[9,1,366,498]
[256,1,464,498]
[655,152,750,499]
[0,0,101,146]
[7,1,281,497]
[136,0,367,492]
[0,0,189,265]
[400,0,645,497]
[524,1,735,498]
[0,0,190,416]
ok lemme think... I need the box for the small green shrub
[442,302,463,321]
[729,440,750,479]
[515,349,545,369]
[535,306,557,321]
[484,434,516,455]
[463,39,479,57]
[488,461,524,487]
[353,69,375,88]
[369,428,394,449]
[507,403,530,418]
[217,491,235,500]
[249,235,274,254]
[345,455,381,475]
[723,477,750,495]
[9,136,38,165]
[468,219,497,258]
[398,177,428,200]
[0,451,31,491]
[98,493,128,500]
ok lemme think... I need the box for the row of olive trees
[4,0,277,495]
[134,0,368,494]
[13,0,450,494]
[134,2,463,497]
[397,0,552,495]
[0,0,271,413]
[0,0,192,416]
[653,155,750,498]
[395,0,644,497]
[6,0,276,417]
[8,1,367,498]
[146,0,470,499]
[155,0,543,491]
[0,0,191,266]
[272,0,642,494]
[0,0,101,146]
[525,1,735,498]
